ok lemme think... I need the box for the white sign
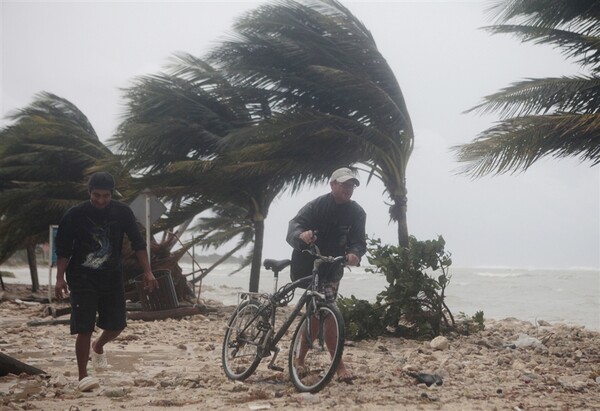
[130,190,167,229]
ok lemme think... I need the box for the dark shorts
[291,263,341,302]
[321,280,340,302]
[69,287,126,335]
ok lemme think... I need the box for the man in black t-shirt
[55,172,158,392]
[286,167,367,384]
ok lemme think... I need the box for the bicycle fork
[304,300,327,352]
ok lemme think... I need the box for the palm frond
[453,113,600,177]
[487,0,600,35]
[483,24,600,69]
[466,75,600,118]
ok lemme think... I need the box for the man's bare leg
[91,329,122,354]
[75,332,93,380]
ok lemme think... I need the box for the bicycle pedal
[269,365,284,372]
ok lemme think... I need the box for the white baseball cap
[329,167,360,186]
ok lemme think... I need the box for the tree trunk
[26,244,40,293]
[397,208,409,247]
[391,194,409,248]
[248,218,265,292]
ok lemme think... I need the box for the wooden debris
[27,318,70,327]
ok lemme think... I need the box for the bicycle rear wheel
[288,302,345,393]
[222,300,268,380]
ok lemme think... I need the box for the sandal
[91,351,108,370]
[77,376,99,392]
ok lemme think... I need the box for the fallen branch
[27,318,70,327]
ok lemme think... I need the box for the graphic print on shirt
[82,217,112,269]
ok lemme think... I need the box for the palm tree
[207,0,415,246]
[453,0,600,176]
[0,92,113,290]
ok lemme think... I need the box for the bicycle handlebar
[302,243,346,265]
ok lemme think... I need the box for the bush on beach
[339,235,483,340]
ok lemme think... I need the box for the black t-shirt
[55,200,145,290]
[286,193,366,282]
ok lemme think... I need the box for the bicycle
[221,244,346,393]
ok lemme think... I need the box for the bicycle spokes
[289,304,345,393]
[222,301,266,380]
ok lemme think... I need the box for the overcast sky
[2,0,599,269]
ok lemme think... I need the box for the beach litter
[511,333,545,349]
[407,372,444,387]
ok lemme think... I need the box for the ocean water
[2,263,598,331]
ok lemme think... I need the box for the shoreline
[2,262,599,331]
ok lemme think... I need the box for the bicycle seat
[263,259,291,272]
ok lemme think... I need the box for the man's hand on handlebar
[345,253,359,267]
[299,230,317,245]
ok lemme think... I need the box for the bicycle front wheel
[288,302,345,393]
[222,300,267,381]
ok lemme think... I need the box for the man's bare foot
[337,365,356,383]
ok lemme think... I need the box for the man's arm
[55,257,70,299]
[286,200,318,250]
[54,210,74,299]
[135,249,158,292]
[122,205,158,292]
[346,208,367,266]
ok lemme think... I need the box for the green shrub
[338,295,385,340]
[339,235,486,340]
[456,310,486,334]
[367,235,454,337]
[340,235,460,340]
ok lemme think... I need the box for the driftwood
[27,318,70,327]
[43,305,71,318]
[20,296,50,304]
[127,305,212,322]
[0,352,45,376]
[41,303,143,318]
[126,302,144,311]
[28,304,211,325]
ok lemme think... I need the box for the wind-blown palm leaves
[454,0,600,176]
[208,0,415,245]
[114,54,287,291]
[0,92,113,286]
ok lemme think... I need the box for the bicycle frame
[223,243,346,387]
[235,267,324,369]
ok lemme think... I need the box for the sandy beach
[1,284,599,411]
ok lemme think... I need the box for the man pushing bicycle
[286,167,367,383]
